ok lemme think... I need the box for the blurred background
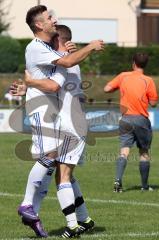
[0,0,159,132]
[1,2,159,239]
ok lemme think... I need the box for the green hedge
[80,45,159,76]
[17,38,32,72]
[2,38,159,75]
[0,36,21,73]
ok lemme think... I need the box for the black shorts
[119,115,152,150]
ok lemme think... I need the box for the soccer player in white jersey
[23,25,94,238]
[15,5,104,238]
[12,24,94,238]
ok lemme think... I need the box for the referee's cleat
[78,218,95,233]
[18,204,39,221]
[61,226,81,238]
[114,180,123,193]
[141,186,154,191]
[22,217,48,238]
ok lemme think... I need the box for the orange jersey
[108,71,158,117]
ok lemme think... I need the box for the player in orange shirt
[104,52,158,192]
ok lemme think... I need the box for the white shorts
[56,134,86,165]
[29,112,58,159]
[29,112,86,164]
[54,114,86,165]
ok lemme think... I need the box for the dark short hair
[56,25,72,44]
[26,5,47,33]
[132,52,149,69]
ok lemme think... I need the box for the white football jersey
[50,64,87,137]
[25,38,65,115]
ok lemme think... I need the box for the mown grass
[0,132,159,239]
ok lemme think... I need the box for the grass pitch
[0,132,159,239]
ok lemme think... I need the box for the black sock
[115,157,127,183]
[139,161,150,189]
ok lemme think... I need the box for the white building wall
[6,0,140,46]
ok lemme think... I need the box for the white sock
[21,161,49,206]
[71,177,89,222]
[57,182,77,229]
[33,167,54,214]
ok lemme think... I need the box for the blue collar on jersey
[35,38,63,57]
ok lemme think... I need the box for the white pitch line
[82,232,159,238]
[0,191,159,208]
[83,232,159,238]
[86,198,159,207]
[1,232,159,240]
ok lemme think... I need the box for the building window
[141,0,159,9]
[138,14,159,45]
[59,18,117,44]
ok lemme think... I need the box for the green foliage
[80,52,101,75]
[77,44,103,75]
[143,46,159,75]
[80,45,159,76]
[17,38,32,66]
[0,38,32,74]
[17,64,25,73]
[2,38,159,75]
[0,36,21,73]
[99,46,132,75]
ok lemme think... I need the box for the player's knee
[140,154,150,161]
[120,153,128,159]
[38,152,57,168]
[139,149,150,160]
[120,147,130,158]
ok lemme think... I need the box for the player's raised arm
[53,40,105,68]
[104,84,114,93]
[104,74,121,93]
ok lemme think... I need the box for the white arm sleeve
[36,48,62,66]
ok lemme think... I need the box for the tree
[0,36,21,72]
[0,0,11,34]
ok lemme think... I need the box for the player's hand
[10,79,26,96]
[89,40,105,51]
[65,41,77,53]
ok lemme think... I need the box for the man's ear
[35,20,43,31]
